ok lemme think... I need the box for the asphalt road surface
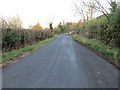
[3,35,119,88]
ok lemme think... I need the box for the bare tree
[73,0,96,22]
[94,0,109,18]
[49,22,53,31]
[7,15,23,29]
[74,0,119,21]
[0,17,8,29]
[0,15,23,29]
[84,0,96,20]
[45,15,55,37]
[93,0,120,19]
[74,1,87,22]
[46,15,54,31]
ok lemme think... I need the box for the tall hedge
[2,28,53,52]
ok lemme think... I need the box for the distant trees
[58,22,66,33]
[54,21,84,34]
[29,23,43,29]
[53,21,66,34]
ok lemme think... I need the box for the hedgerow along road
[3,35,119,88]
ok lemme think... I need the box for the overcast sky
[0,0,110,29]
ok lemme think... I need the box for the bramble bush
[2,28,53,52]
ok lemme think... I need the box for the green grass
[1,36,56,62]
[73,34,120,65]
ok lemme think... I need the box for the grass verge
[1,36,56,63]
[73,34,120,68]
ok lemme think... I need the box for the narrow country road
[3,35,119,88]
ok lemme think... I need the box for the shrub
[84,14,119,48]
[83,1,120,48]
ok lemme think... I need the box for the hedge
[2,28,53,52]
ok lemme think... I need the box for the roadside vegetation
[73,35,119,65]
[2,28,53,52]
[1,37,56,62]
[72,0,120,66]
[0,0,119,68]
[0,15,55,63]
[53,0,120,67]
